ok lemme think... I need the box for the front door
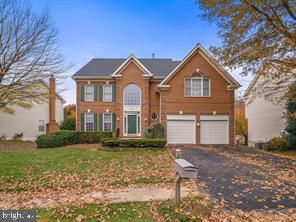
[127,114,137,135]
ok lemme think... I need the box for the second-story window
[124,84,141,106]
[103,84,112,102]
[184,73,210,97]
[85,85,94,101]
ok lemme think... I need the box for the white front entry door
[200,115,229,144]
[167,115,196,144]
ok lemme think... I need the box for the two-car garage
[167,115,196,144]
[166,115,229,144]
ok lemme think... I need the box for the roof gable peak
[111,54,153,77]
[158,44,240,88]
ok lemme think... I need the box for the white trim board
[158,44,240,89]
[167,115,196,121]
[111,54,153,77]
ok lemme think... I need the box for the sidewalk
[0,185,198,209]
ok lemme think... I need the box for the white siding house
[245,97,286,146]
[0,79,65,141]
[243,72,291,146]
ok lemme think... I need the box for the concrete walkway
[0,185,198,209]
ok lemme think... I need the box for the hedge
[36,130,112,148]
[101,138,166,148]
[77,131,112,144]
[36,130,78,148]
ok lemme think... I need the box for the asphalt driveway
[172,145,296,211]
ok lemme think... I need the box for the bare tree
[0,0,69,114]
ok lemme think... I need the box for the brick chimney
[46,75,59,133]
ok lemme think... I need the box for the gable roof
[112,54,153,77]
[72,44,240,89]
[72,58,180,78]
[159,44,240,88]
[242,72,260,98]
[243,66,294,99]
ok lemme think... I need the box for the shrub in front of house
[77,131,112,143]
[36,131,113,148]
[140,138,166,147]
[101,138,166,148]
[144,123,165,139]
[59,114,76,130]
[36,130,79,148]
[263,137,287,151]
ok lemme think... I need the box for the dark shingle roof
[73,58,180,77]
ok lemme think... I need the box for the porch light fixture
[87,109,91,113]
[179,111,183,115]
[87,81,91,85]
[106,109,109,113]
[213,111,217,115]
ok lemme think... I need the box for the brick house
[72,44,240,144]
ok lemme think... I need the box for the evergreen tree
[59,114,76,131]
[285,81,296,149]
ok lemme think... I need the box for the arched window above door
[123,84,141,106]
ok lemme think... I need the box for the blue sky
[32,0,251,104]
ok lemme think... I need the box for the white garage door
[200,115,229,144]
[167,115,196,144]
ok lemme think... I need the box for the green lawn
[37,197,206,222]
[0,145,214,221]
[0,147,174,192]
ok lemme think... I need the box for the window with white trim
[85,113,94,131]
[103,113,112,131]
[184,73,210,97]
[38,120,45,132]
[103,84,112,102]
[85,85,94,101]
[124,84,140,106]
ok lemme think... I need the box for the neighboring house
[235,100,247,144]
[0,76,65,141]
[72,44,240,144]
[243,72,291,146]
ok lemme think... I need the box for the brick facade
[75,49,237,144]
[159,51,235,144]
